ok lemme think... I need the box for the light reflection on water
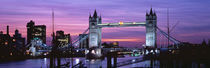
[0,55,208,68]
[75,58,80,64]
[44,58,47,65]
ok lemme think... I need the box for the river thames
[0,55,208,68]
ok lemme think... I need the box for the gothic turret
[93,10,98,18]
[89,10,101,23]
[150,8,153,15]
[89,14,91,18]
[146,8,157,20]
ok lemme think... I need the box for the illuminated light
[26,52,29,55]
[10,53,13,56]
[133,22,136,24]
[151,50,153,53]
[132,59,136,62]
[85,50,89,54]
[113,42,118,45]
[119,21,123,25]
[13,39,16,42]
[91,50,96,54]
[102,39,142,42]
[5,42,8,45]
[44,53,47,56]
[58,38,68,42]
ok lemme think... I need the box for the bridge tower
[89,10,102,48]
[146,8,157,48]
[87,10,102,59]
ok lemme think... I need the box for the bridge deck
[97,22,146,27]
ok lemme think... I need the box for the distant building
[12,29,25,53]
[0,26,26,57]
[55,30,71,48]
[0,26,12,57]
[102,41,119,48]
[0,25,12,46]
[79,34,89,48]
[26,20,46,44]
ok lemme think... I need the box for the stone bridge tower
[146,8,157,48]
[89,10,102,48]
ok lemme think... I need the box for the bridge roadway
[97,22,146,27]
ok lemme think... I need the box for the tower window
[92,23,95,26]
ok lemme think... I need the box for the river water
[0,55,209,68]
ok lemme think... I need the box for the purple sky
[0,0,210,48]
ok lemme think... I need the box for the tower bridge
[63,8,182,59]
[89,8,157,48]
[85,8,157,58]
[49,8,184,68]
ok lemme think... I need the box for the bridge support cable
[70,28,89,45]
[156,26,181,45]
[58,28,89,51]
[67,28,89,48]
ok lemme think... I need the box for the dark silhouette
[27,20,46,44]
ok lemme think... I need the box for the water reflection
[44,58,47,65]
[75,58,80,64]
[0,56,209,68]
[86,59,102,68]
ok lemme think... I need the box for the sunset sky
[0,0,210,47]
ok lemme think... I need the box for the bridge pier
[113,55,117,68]
[106,52,117,68]
[107,55,112,68]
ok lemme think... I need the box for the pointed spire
[99,15,102,20]
[89,13,91,18]
[150,8,153,15]
[93,9,98,18]
[154,11,156,16]
[52,9,55,34]
[146,12,149,16]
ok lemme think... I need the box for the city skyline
[0,0,210,47]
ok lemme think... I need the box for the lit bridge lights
[96,22,146,27]
[119,21,124,25]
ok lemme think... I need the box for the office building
[26,20,46,44]
[55,30,71,48]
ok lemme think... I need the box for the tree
[202,39,207,46]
